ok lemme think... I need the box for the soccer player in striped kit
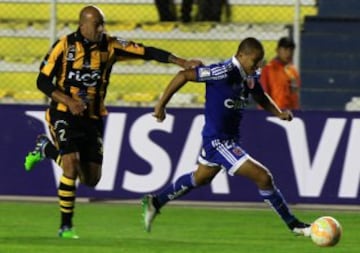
[24,5,202,239]
[142,37,311,237]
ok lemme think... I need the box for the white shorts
[198,138,250,176]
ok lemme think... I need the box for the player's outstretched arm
[253,92,293,121]
[168,55,203,69]
[142,46,203,69]
[153,69,197,122]
[114,41,203,69]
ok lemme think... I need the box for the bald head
[79,5,104,25]
[78,5,105,42]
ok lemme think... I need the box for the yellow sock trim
[60,200,74,207]
[60,176,75,186]
[58,190,75,197]
[60,207,73,213]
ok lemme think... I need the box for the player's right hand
[68,99,87,116]
[278,109,293,121]
[153,104,166,122]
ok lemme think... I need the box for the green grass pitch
[0,201,358,253]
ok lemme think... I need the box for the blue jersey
[195,56,264,141]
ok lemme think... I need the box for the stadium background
[0,2,359,250]
[0,0,319,108]
[1,0,359,203]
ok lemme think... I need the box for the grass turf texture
[0,201,358,253]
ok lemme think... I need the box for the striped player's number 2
[59,129,66,142]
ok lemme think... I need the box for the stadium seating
[0,89,7,99]
[13,90,45,102]
[0,2,316,25]
[301,7,360,110]
[317,0,360,18]
[121,92,157,106]
[0,1,317,105]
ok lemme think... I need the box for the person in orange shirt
[260,37,301,110]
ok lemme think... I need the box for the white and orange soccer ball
[310,216,342,247]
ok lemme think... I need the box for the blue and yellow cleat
[24,134,49,171]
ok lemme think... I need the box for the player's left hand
[183,59,203,69]
[153,104,166,122]
[278,110,293,121]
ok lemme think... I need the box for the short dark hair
[277,37,295,49]
[237,37,264,58]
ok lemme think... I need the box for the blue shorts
[198,138,250,176]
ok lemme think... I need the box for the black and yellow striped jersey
[39,30,171,119]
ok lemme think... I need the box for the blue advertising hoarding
[1,104,359,205]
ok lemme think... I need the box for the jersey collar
[232,56,247,79]
[75,29,97,47]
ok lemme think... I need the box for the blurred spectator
[155,0,193,23]
[197,0,223,22]
[260,37,301,110]
[181,0,194,23]
[155,0,229,23]
[154,0,177,21]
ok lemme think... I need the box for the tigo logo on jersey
[67,69,101,87]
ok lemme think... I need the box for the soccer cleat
[288,219,311,237]
[141,194,159,232]
[58,226,79,239]
[24,134,50,171]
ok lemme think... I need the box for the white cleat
[141,195,159,232]
[289,219,312,237]
[292,226,311,237]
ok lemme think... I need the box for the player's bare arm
[168,55,203,69]
[115,42,203,69]
[153,69,197,122]
[253,92,293,121]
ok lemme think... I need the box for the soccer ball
[310,216,342,247]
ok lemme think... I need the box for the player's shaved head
[237,37,264,59]
[235,37,264,75]
[78,5,105,42]
[79,5,104,25]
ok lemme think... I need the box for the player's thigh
[193,163,221,185]
[46,110,80,154]
[61,152,81,178]
[77,119,103,183]
[79,161,102,186]
[78,121,104,166]
[235,157,272,184]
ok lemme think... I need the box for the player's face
[80,11,105,42]
[240,51,264,75]
[277,47,294,64]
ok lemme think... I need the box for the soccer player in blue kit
[142,37,311,236]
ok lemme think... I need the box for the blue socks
[155,172,196,209]
[153,174,296,227]
[259,188,296,224]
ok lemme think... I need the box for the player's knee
[80,175,100,187]
[86,178,100,187]
[193,172,213,186]
[257,171,273,188]
[196,178,211,186]
[62,154,81,177]
[80,166,101,187]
